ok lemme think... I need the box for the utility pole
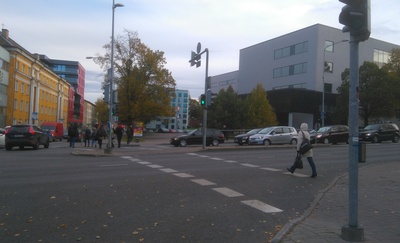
[189,42,209,149]
[339,0,370,241]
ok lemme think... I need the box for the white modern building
[0,45,10,128]
[145,89,190,131]
[210,24,399,129]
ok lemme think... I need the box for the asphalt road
[0,140,398,242]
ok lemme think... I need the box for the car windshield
[247,129,261,135]
[9,126,30,133]
[363,124,380,130]
[317,127,331,133]
[258,127,273,134]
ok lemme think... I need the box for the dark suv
[5,124,50,151]
[170,128,225,147]
[359,123,399,143]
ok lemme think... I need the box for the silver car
[248,126,298,145]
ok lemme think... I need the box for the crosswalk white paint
[159,168,178,173]
[212,187,244,197]
[241,200,283,213]
[173,173,195,178]
[191,179,216,186]
[261,167,282,172]
[138,161,151,165]
[241,163,259,168]
[147,164,163,168]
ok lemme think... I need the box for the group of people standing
[68,123,134,149]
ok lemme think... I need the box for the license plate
[14,135,24,138]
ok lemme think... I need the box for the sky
[1,0,400,103]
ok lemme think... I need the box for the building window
[20,101,23,111]
[14,99,17,110]
[373,49,389,66]
[21,83,24,93]
[273,63,307,78]
[324,61,333,72]
[274,41,308,59]
[15,81,18,92]
[26,102,29,112]
[325,40,334,52]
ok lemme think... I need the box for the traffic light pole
[341,36,364,242]
[189,42,209,149]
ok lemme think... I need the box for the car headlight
[316,134,322,138]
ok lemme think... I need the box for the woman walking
[287,123,317,178]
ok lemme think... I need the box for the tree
[358,62,394,126]
[335,61,397,127]
[207,86,245,129]
[332,68,350,125]
[95,30,176,124]
[245,83,277,128]
[93,98,109,124]
[188,98,202,128]
[383,48,400,119]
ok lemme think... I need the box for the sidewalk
[71,133,400,242]
[273,161,400,242]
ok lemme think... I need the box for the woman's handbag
[294,153,303,169]
[299,131,313,154]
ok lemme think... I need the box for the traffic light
[206,89,212,107]
[103,84,110,103]
[339,0,370,42]
[200,94,206,106]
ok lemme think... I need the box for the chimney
[1,29,9,39]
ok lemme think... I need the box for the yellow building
[1,29,71,128]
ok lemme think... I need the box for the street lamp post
[322,39,348,127]
[106,0,124,152]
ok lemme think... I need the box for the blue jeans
[70,137,75,147]
[306,157,317,176]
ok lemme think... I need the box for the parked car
[234,128,263,145]
[309,129,317,144]
[248,126,298,145]
[170,128,225,147]
[359,123,399,143]
[315,125,349,144]
[5,124,50,150]
[0,128,5,148]
[41,122,64,141]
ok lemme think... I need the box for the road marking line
[173,173,195,178]
[241,163,259,168]
[160,168,178,173]
[100,164,128,167]
[128,158,141,162]
[261,167,282,172]
[224,160,237,163]
[210,157,224,161]
[198,155,210,158]
[212,187,244,197]
[186,153,198,156]
[191,179,217,186]
[241,200,283,213]
[121,156,132,159]
[147,164,163,168]
[138,161,151,165]
[284,172,309,177]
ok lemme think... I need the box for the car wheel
[392,135,399,143]
[371,135,379,143]
[6,145,12,151]
[212,139,219,146]
[44,139,50,148]
[290,139,297,145]
[179,140,187,147]
[263,139,271,146]
[323,138,330,144]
